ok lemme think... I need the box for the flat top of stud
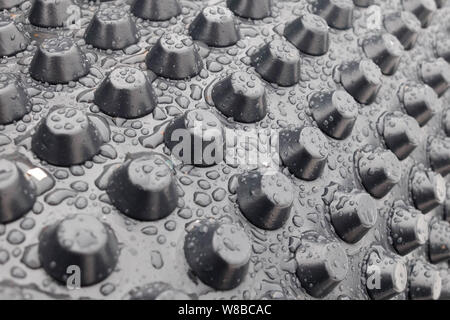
[185,110,223,138]
[0,13,12,26]
[56,215,108,254]
[433,173,446,203]
[127,155,173,192]
[403,82,439,108]
[40,37,75,53]
[202,5,234,22]
[159,33,196,52]
[109,67,147,89]
[45,107,89,135]
[323,242,348,281]
[392,262,408,293]
[261,171,294,208]
[267,39,300,63]
[301,13,328,33]
[330,0,354,9]
[382,33,403,56]
[230,71,265,97]
[299,126,329,159]
[212,223,251,267]
[414,214,429,244]
[400,11,421,31]
[0,159,18,188]
[0,74,17,89]
[384,112,420,146]
[96,6,129,22]
[332,90,358,119]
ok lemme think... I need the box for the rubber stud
[428,137,450,177]
[211,71,267,123]
[106,153,178,221]
[419,58,450,97]
[340,59,382,105]
[365,249,408,300]
[164,110,224,167]
[357,145,401,199]
[126,282,191,300]
[0,13,29,57]
[31,106,104,166]
[0,0,24,9]
[237,169,294,230]
[279,126,329,181]
[434,0,447,8]
[295,236,348,298]
[0,74,31,125]
[390,201,429,255]
[251,39,301,87]
[399,82,439,127]
[329,190,377,243]
[429,220,450,263]
[28,0,74,28]
[94,66,157,119]
[0,159,36,224]
[443,108,450,137]
[402,0,436,28]
[184,219,251,290]
[309,90,358,140]
[84,6,139,50]
[29,37,90,84]
[408,260,441,300]
[352,0,374,7]
[145,33,203,80]
[363,33,403,75]
[440,270,450,300]
[311,0,354,30]
[131,0,181,21]
[189,6,240,47]
[410,167,446,213]
[284,13,329,56]
[226,0,272,19]
[379,111,420,160]
[384,11,421,50]
[38,214,119,286]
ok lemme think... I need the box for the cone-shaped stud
[189,6,240,47]
[0,0,24,9]
[226,0,272,19]
[420,58,450,97]
[84,6,139,50]
[311,0,354,30]
[251,39,301,87]
[38,214,119,286]
[184,219,251,290]
[0,159,36,224]
[0,13,29,57]
[443,108,450,137]
[429,220,450,263]
[410,167,446,213]
[31,106,104,166]
[211,71,267,123]
[357,145,402,199]
[329,190,377,243]
[309,90,358,140]
[428,137,450,177]
[237,169,294,230]
[434,38,450,63]
[402,0,436,28]
[94,66,157,119]
[284,13,329,56]
[390,201,429,255]
[408,260,441,300]
[28,0,74,28]
[295,236,348,297]
[365,249,408,300]
[145,33,203,80]
[164,110,224,167]
[0,74,31,125]
[439,271,450,300]
[399,82,439,127]
[131,0,181,21]
[29,37,90,84]
[340,59,382,105]
[384,11,421,50]
[379,111,420,160]
[434,0,447,7]
[363,33,403,75]
[279,126,329,181]
[106,153,178,221]
[126,282,191,300]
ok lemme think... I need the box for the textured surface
[0,0,449,300]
